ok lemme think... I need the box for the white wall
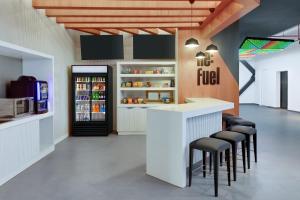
[239,61,257,104]
[242,43,300,112]
[0,55,22,98]
[0,0,75,141]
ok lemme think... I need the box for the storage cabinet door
[0,120,39,183]
[117,108,129,132]
[117,107,147,133]
[117,107,136,132]
[134,108,147,132]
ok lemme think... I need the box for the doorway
[280,71,288,109]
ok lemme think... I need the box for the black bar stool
[222,113,241,129]
[228,118,256,128]
[189,137,231,197]
[210,131,246,181]
[227,125,257,168]
[222,113,256,129]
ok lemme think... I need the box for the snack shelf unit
[120,74,176,78]
[117,61,178,135]
[120,87,176,91]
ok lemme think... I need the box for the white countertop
[148,98,234,118]
[0,112,53,130]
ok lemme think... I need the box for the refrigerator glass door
[91,76,106,121]
[75,76,91,122]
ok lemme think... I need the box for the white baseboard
[0,146,54,186]
[54,134,68,145]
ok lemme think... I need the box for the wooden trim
[71,28,100,35]
[97,29,120,35]
[118,28,140,35]
[199,0,260,38]
[140,28,159,35]
[199,0,232,28]
[56,17,205,23]
[46,9,210,17]
[159,28,177,34]
[33,0,221,10]
[64,22,200,29]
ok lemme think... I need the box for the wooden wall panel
[178,29,239,115]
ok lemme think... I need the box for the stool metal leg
[203,151,206,178]
[232,143,237,181]
[189,146,193,187]
[225,149,231,186]
[241,140,246,173]
[246,135,251,169]
[220,152,223,166]
[209,152,212,173]
[214,152,219,197]
[253,133,257,162]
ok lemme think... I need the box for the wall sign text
[197,53,220,85]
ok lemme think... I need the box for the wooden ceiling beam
[159,28,177,35]
[98,29,120,35]
[71,28,100,35]
[199,0,260,38]
[33,0,221,10]
[199,0,232,29]
[97,0,220,1]
[56,17,205,24]
[140,28,159,35]
[46,9,210,17]
[118,29,140,35]
[64,22,200,29]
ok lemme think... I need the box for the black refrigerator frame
[71,65,113,136]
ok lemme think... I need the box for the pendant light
[185,0,199,48]
[195,51,205,59]
[205,44,219,53]
[185,38,199,48]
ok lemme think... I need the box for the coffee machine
[8,76,48,114]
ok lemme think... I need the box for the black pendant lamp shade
[205,44,218,53]
[185,38,200,48]
[185,0,199,48]
[196,51,205,59]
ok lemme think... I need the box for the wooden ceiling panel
[56,17,205,24]
[33,0,221,10]
[72,28,100,35]
[140,28,159,35]
[159,28,177,35]
[64,23,200,29]
[46,9,211,17]
[118,29,140,35]
[98,29,120,35]
[33,0,258,37]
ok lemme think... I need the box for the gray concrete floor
[1,105,300,200]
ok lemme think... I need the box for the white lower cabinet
[117,107,147,135]
[0,114,54,186]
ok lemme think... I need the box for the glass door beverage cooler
[71,65,113,136]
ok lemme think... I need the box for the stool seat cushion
[211,131,246,143]
[228,118,255,127]
[190,137,231,152]
[222,114,241,122]
[228,125,256,135]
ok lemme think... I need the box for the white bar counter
[146,98,234,188]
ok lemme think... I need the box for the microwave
[8,76,48,114]
[0,97,34,118]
